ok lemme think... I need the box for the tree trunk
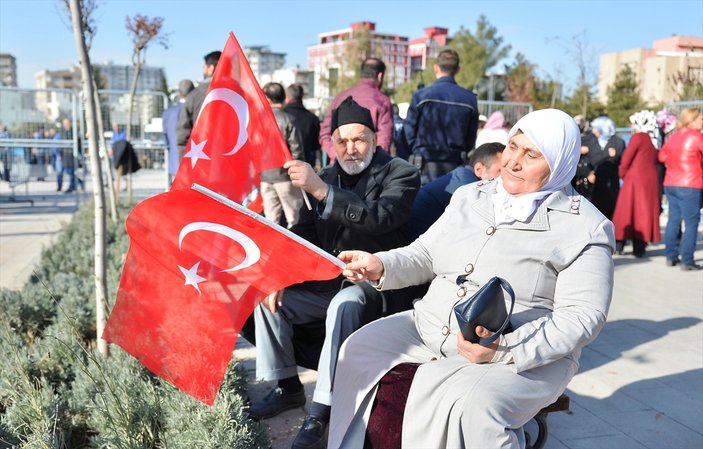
[69,0,110,358]
[126,61,142,205]
[92,85,118,222]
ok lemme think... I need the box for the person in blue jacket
[410,142,504,238]
[398,48,479,184]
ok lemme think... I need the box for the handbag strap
[479,277,516,346]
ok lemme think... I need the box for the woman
[612,110,661,257]
[658,107,703,271]
[589,116,626,219]
[329,109,615,448]
[475,110,509,147]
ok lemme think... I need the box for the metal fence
[0,87,170,195]
[663,100,703,117]
[477,101,533,126]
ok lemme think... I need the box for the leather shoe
[665,258,680,267]
[680,263,703,271]
[248,387,305,420]
[292,415,327,449]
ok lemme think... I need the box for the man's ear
[377,72,384,87]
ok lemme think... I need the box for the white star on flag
[184,139,210,169]
[178,261,207,294]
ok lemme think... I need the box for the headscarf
[629,110,660,148]
[494,108,581,224]
[483,111,506,130]
[590,116,616,150]
[656,110,678,135]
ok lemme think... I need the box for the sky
[1,0,702,94]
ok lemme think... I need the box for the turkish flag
[103,186,343,404]
[170,32,289,211]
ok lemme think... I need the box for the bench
[525,393,570,449]
[367,362,571,449]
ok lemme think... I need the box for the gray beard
[339,150,374,175]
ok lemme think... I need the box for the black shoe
[666,258,680,267]
[248,387,305,420]
[64,188,75,194]
[292,415,328,449]
[680,263,703,271]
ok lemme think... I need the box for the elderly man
[250,96,421,449]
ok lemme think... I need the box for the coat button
[441,325,450,336]
[464,263,474,274]
[486,226,496,235]
[333,248,341,255]
[457,286,467,297]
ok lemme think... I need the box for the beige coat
[329,179,615,448]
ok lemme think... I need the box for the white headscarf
[493,108,581,224]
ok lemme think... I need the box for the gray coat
[329,179,615,448]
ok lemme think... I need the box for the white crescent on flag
[195,88,250,156]
[178,221,261,272]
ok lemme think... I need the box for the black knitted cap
[330,96,376,133]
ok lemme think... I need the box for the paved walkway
[2,169,701,449]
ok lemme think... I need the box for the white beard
[339,150,374,175]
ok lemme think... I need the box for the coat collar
[471,179,581,230]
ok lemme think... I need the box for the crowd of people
[160,48,695,449]
[0,117,84,193]
[5,46,698,448]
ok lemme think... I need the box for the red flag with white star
[103,186,343,405]
[171,32,289,211]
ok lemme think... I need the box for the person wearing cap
[249,96,421,449]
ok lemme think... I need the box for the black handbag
[453,276,515,346]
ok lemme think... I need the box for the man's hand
[262,290,284,313]
[608,147,617,158]
[284,160,329,201]
[456,326,498,363]
[338,250,384,283]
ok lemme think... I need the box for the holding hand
[284,160,329,201]
[262,289,284,313]
[456,326,498,363]
[338,250,385,283]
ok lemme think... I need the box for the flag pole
[301,189,312,210]
[191,183,344,269]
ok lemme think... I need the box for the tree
[669,67,703,101]
[450,15,511,90]
[321,26,384,96]
[124,14,168,203]
[67,0,109,357]
[504,53,536,104]
[607,64,644,127]
[60,0,118,222]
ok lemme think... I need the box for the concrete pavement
[1,169,701,449]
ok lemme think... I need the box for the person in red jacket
[659,107,703,270]
[612,110,661,257]
[319,58,393,163]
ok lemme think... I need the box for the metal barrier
[477,101,533,126]
[663,100,703,117]
[0,87,171,196]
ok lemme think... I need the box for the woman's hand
[338,250,384,283]
[284,160,329,201]
[262,289,284,313]
[456,326,498,363]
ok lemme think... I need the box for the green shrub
[0,201,269,448]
